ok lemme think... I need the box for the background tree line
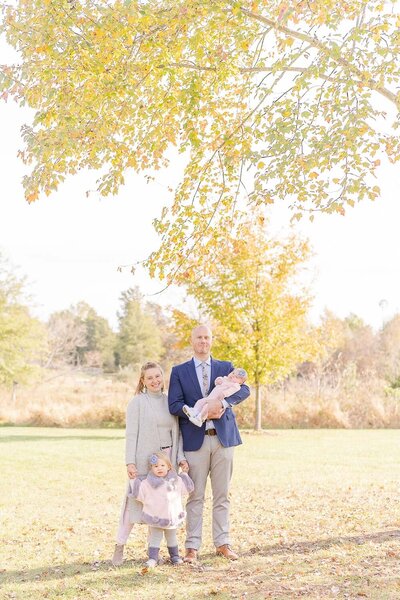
[1,233,400,429]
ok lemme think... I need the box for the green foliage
[74,301,117,370]
[388,376,400,390]
[0,252,46,386]
[313,310,381,381]
[46,302,116,369]
[146,302,190,375]
[46,308,87,367]
[1,1,399,280]
[115,287,163,367]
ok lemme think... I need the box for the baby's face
[229,373,245,384]
[151,459,169,478]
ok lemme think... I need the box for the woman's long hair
[135,361,164,395]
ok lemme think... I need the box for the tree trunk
[254,381,262,431]
[11,381,18,403]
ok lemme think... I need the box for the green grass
[1,428,399,599]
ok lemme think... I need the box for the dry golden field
[1,369,400,429]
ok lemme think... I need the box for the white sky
[1,43,400,332]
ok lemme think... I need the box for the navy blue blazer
[168,357,250,451]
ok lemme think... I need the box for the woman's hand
[179,460,189,473]
[126,463,138,479]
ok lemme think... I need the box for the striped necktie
[201,362,209,396]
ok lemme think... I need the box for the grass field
[1,428,399,600]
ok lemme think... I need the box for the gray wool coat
[122,391,186,524]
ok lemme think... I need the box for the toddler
[183,367,247,427]
[129,451,194,567]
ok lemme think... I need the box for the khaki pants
[184,434,234,550]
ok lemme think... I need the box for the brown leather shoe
[216,544,239,561]
[183,548,197,563]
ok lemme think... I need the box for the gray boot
[168,545,183,565]
[112,544,124,566]
[145,546,160,568]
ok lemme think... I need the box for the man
[168,324,250,562]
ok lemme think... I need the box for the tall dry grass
[1,368,400,428]
[235,374,400,429]
[0,369,132,427]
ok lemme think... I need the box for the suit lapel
[185,358,203,398]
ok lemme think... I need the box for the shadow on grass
[0,558,188,589]
[0,434,123,443]
[250,529,400,557]
[2,530,398,587]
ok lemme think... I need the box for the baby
[183,367,247,427]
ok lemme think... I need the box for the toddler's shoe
[168,545,183,565]
[168,546,183,565]
[145,558,157,568]
[146,546,159,569]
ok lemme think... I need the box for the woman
[112,361,189,566]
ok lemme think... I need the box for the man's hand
[126,463,138,479]
[206,398,225,419]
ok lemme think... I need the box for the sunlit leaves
[0,252,46,386]
[172,215,315,427]
[1,0,399,279]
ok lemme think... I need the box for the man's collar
[193,356,211,367]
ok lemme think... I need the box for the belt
[161,445,172,450]
[205,429,217,436]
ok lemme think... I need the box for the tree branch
[239,7,400,110]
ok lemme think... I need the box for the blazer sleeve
[125,396,140,465]
[224,383,250,407]
[168,366,187,418]
[220,381,241,397]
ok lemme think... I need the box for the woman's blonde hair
[149,451,173,471]
[135,361,164,395]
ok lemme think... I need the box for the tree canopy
[0,252,46,386]
[1,0,400,279]
[172,217,314,429]
[45,301,116,369]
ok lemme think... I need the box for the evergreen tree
[115,287,163,368]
